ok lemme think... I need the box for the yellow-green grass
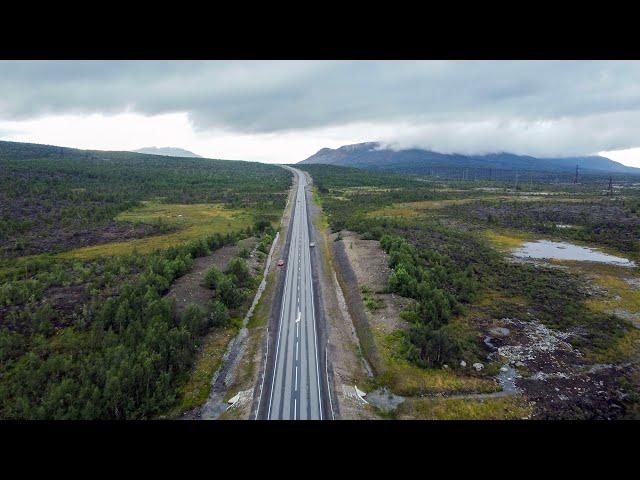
[371,327,499,396]
[397,395,532,420]
[342,186,403,193]
[367,196,590,219]
[501,258,640,363]
[312,188,324,207]
[587,273,640,315]
[592,328,640,364]
[520,252,640,320]
[477,288,529,309]
[367,199,478,218]
[483,229,530,251]
[59,201,253,260]
[164,327,235,418]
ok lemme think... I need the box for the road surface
[264,168,324,420]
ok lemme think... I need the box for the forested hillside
[0,141,291,419]
[0,140,287,258]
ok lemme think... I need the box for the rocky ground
[481,315,633,419]
[335,230,410,334]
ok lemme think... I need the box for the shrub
[209,300,230,328]
[182,304,207,336]
[217,275,246,309]
[202,266,224,290]
[225,257,252,288]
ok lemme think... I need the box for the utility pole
[608,176,613,196]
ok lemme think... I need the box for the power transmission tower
[573,164,579,184]
[608,176,613,196]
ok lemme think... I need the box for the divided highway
[259,168,327,420]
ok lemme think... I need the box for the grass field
[368,195,589,219]
[397,395,533,420]
[58,201,253,260]
[367,199,477,218]
[483,229,530,251]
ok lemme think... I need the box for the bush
[209,300,230,328]
[225,257,252,288]
[406,321,477,368]
[182,304,207,336]
[254,218,272,234]
[217,275,246,309]
[257,233,273,254]
[388,266,417,297]
[202,266,223,290]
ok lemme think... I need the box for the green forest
[0,141,290,419]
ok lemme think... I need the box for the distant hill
[299,142,640,175]
[133,147,202,158]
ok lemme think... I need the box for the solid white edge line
[267,252,288,420]
[306,183,324,421]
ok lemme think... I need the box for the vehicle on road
[277,259,285,266]
[259,168,325,420]
[309,242,315,248]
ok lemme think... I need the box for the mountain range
[299,142,639,175]
[133,147,202,158]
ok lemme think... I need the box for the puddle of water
[512,240,636,267]
[497,364,520,394]
[366,387,405,412]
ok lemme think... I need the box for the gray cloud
[1,60,640,156]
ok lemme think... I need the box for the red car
[277,259,285,267]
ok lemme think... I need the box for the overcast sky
[1,60,640,165]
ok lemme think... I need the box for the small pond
[512,240,636,267]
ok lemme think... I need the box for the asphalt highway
[265,168,323,420]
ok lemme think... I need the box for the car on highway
[277,259,285,267]
[309,242,315,248]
